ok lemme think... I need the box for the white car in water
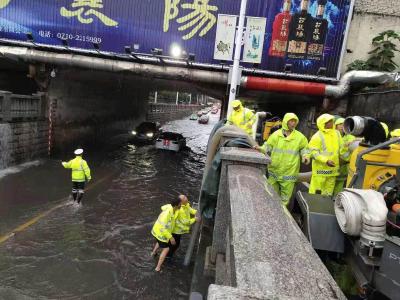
[155,132,186,152]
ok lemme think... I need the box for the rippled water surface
[0,113,219,300]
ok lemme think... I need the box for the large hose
[184,124,256,266]
[335,189,388,244]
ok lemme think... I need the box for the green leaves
[347,30,400,72]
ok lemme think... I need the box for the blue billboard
[0,0,354,79]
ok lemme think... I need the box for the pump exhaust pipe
[344,116,387,145]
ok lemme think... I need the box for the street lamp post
[227,0,248,117]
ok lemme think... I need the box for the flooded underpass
[0,113,219,300]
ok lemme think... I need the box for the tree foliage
[347,30,400,72]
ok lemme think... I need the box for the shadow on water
[0,113,219,299]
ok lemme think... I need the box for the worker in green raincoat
[305,114,349,196]
[334,117,356,195]
[256,113,309,207]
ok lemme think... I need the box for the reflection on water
[0,113,218,299]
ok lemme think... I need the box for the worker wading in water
[169,195,200,258]
[62,148,91,204]
[305,114,349,196]
[151,197,181,272]
[255,113,309,207]
[226,100,255,136]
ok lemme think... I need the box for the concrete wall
[341,0,400,73]
[48,70,151,152]
[347,89,400,129]
[0,121,48,169]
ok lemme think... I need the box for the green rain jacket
[227,101,255,135]
[306,114,349,177]
[62,156,91,182]
[260,113,308,181]
[172,203,197,234]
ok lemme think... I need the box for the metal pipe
[1,45,398,99]
[325,71,397,98]
[241,71,399,98]
[241,76,326,96]
[0,45,228,85]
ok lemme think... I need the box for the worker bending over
[151,197,181,272]
[169,195,200,257]
[227,100,255,136]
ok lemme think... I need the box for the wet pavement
[0,112,219,300]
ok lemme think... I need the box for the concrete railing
[205,147,346,300]
[0,91,46,121]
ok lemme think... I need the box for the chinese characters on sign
[213,14,237,61]
[164,0,218,40]
[243,17,266,64]
[60,0,118,27]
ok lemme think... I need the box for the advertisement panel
[213,15,237,61]
[243,17,267,64]
[0,0,354,79]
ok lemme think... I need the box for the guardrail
[0,91,45,121]
[147,103,201,113]
[201,144,346,299]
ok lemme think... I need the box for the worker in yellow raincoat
[305,114,349,196]
[150,197,181,272]
[62,148,91,204]
[169,195,200,257]
[334,118,356,195]
[227,100,255,136]
[256,113,309,207]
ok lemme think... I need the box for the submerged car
[131,121,161,143]
[155,132,186,152]
[198,114,209,124]
[189,113,198,120]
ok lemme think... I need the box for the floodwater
[0,113,219,300]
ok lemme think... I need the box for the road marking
[0,175,112,245]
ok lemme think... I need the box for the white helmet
[74,148,83,155]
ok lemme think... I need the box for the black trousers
[167,234,182,257]
[72,181,85,202]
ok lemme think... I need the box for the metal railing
[147,103,201,114]
[0,91,45,121]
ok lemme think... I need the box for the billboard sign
[243,17,267,64]
[213,14,237,61]
[0,0,354,79]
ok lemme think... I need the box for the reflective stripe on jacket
[306,114,348,177]
[260,113,308,182]
[62,156,91,182]
[151,204,178,243]
[172,203,197,234]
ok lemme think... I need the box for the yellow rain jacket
[227,100,255,135]
[381,122,389,138]
[391,129,400,138]
[307,114,349,177]
[260,113,308,181]
[172,203,197,235]
[62,156,91,182]
[151,204,178,243]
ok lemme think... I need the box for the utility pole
[154,91,158,104]
[189,93,192,105]
[176,91,179,105]
[227,0,248,117]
